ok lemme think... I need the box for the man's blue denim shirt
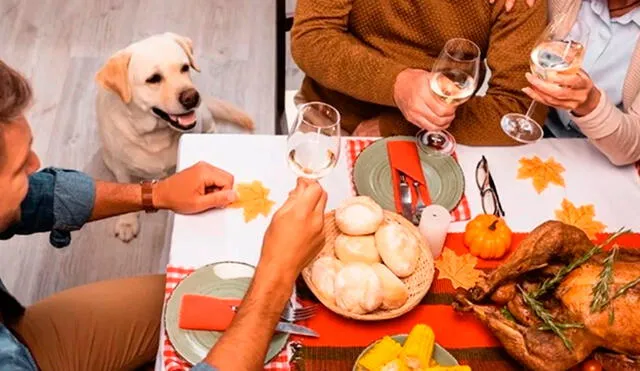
[0,168,217,370]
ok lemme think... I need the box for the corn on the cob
[380,358,411,371]
[358,336,403,370]
[400,324,435,369]
[425,366,472,371]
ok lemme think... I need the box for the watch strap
[141,180,158,213]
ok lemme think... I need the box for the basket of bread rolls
[302,196,435,320]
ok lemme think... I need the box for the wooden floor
[0,0,302,305]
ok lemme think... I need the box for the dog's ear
[96,51,132,103]
[165,32,201,72]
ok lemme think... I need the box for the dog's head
[96,32,201,132]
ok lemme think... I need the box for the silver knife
[399,173,413,221]
[275,322,319,337]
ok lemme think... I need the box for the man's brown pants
[12,275,165,371]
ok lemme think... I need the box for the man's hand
[393,69,456,132]
[201,178,327,371]
[153,161,237,214]
[488,0,536,12]
[259,178,327,280]
[522,71,601,117]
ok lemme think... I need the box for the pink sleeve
[571,88,640,166]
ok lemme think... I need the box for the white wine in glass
[418,38,480,156]
[430,69,477,106]
[530,40,585,78]
[286,102,341,179]
[501,18,589,144]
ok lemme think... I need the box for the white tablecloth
[169,134,640,267]
[156,134,640,370]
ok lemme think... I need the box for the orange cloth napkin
[178,295,241,331]
[386,140,431,214]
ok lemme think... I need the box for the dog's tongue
[170,112,197,127]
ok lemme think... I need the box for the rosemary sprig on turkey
[518,285,580,350]
[590,245,617,323]
[532,229,630,299]
[591,274,640,320]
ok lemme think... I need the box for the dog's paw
[114,214,140,242]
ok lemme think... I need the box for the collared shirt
[0,168,219,370]
[547,0,640,137]
[0,168,95,370]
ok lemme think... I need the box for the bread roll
[375,222,420,277]
[335,234,380,264]
[335,196,384,236]
[371,263,409,309]
[334,263,383,314]
[310,256,343,303]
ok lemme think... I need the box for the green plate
[353,334,459,370]
[165,262,288,365]
[353,136,465,212]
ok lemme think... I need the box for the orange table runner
[294,232,640,371]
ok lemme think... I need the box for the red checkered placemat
[162,266,293,371]
[346,138,471,222]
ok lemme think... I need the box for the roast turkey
[455,221,640,371]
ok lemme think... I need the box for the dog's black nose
[179,88,200,110]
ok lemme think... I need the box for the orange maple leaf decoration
[517,156,566,194]
[229,181,276,222]
[555,199,607,240]
[435,248,484,290]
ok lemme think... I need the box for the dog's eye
[181,64,190,73]
[145,74,162,84]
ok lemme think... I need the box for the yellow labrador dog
[96,32,253,242]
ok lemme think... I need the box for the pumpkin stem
[489,220,499,231]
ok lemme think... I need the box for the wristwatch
[141,180,158,213]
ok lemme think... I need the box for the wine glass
[286,102,341,179]
[417,38,481,156]
[500,17,590,143]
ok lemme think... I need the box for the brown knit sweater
[291,0,549,146]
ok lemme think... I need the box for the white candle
[419,205,451,258]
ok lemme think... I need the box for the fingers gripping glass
[417,38,481,156]
[475,156,505,217]
[500,15,590,143]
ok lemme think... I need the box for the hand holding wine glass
[523,67,600,117]
[417,38,481,156]
[500,17,590,143]
[286,102,341,180]
[393,69,457,131]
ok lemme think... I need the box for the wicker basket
[302,210,435,321]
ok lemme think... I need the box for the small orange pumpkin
[464,214,512,259]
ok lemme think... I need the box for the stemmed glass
[417,38,481,156]
[500,17,590,143]
[286,102,341,179]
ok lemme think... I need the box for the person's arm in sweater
[572,91,640,166]
[523,64,640,166]
[291,0,407,107]
[446,0,549,145]
[292,0,548,145]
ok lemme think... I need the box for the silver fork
[412,180,426,225]
[230,303,318,322]
[281,303,318,322]
[399,174,413,221]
